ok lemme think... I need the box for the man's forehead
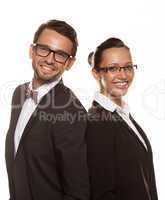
[37,28,73,53]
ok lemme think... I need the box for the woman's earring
[99,77,105,94]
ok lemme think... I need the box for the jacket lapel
[14,80,64,159]
[95,104,149,153]
[6,84,27,167]
[92,101,149,152]
[114,111,150,153]
[129,115,152,155]
[10,84,27,134]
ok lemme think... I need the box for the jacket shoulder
[87,101,115,123]
[52,82,86,113]
[11,82,29,104]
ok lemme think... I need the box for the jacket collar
[94,91,130,117]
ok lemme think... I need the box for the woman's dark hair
[88,37,129,70]
[33,19,78,57]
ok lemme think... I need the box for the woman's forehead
[101,47,132,65]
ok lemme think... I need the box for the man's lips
[40,65,56,73]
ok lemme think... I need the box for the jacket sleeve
[52,108,90,200]
[86,119,117,200]
[5,85,22,200]
[150,158,159,200]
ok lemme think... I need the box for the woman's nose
[117,68,127,78]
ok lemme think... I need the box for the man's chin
[40,73,62,83]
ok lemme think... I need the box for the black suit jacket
[86,101,158,200]
[5,80,89,200]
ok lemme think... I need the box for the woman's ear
[92,67,101,81]
[92,68,106,94]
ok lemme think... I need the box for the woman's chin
[108,88,128,98]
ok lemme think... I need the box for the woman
[86,38,158,200]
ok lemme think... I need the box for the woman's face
[93,47,135,99]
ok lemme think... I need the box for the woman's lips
[113,81,129,89]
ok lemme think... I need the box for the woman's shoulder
[86,101,118,144]
[87,101,117,123]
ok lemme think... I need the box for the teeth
[42,66,53,72]
[116,83,126,86]
[114,81,128,87]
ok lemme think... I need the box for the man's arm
[52,108,90,200]
[86,119,117,200]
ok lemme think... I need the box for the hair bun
[88,52,94,66]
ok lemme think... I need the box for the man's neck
[32,75,62,90]
[32,78,44,90]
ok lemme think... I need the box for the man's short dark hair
[33,19,78,57]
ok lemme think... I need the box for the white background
[0,0,165,199]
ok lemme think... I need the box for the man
[5,19,89,200]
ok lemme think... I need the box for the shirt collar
[94,91,130,117]
[28,76,62,103]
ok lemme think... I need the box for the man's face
[29,28,75,85]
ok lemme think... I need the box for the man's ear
[65,57,76,71]
[29,44,34,59]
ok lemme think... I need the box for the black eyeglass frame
[95,64,138,73]
[32,43,73,64]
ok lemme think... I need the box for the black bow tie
[25,87,38,104]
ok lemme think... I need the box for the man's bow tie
[25,87,38,104]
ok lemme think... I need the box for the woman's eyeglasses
[95,64,137,73]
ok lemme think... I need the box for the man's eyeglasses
[33,43,73,64]
[96,64,137,73]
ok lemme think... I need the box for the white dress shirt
[94,91,148,151]
[14,77,61,155]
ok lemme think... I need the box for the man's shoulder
[11,82,29,100]
[50,82,86,113]
[13,82,29,94]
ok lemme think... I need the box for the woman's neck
[101,91,122,107]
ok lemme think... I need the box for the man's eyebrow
[55,49,68,54]
[37,43,50,49]
[37,43,68,54]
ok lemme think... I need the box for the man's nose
[46,52,55,64]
